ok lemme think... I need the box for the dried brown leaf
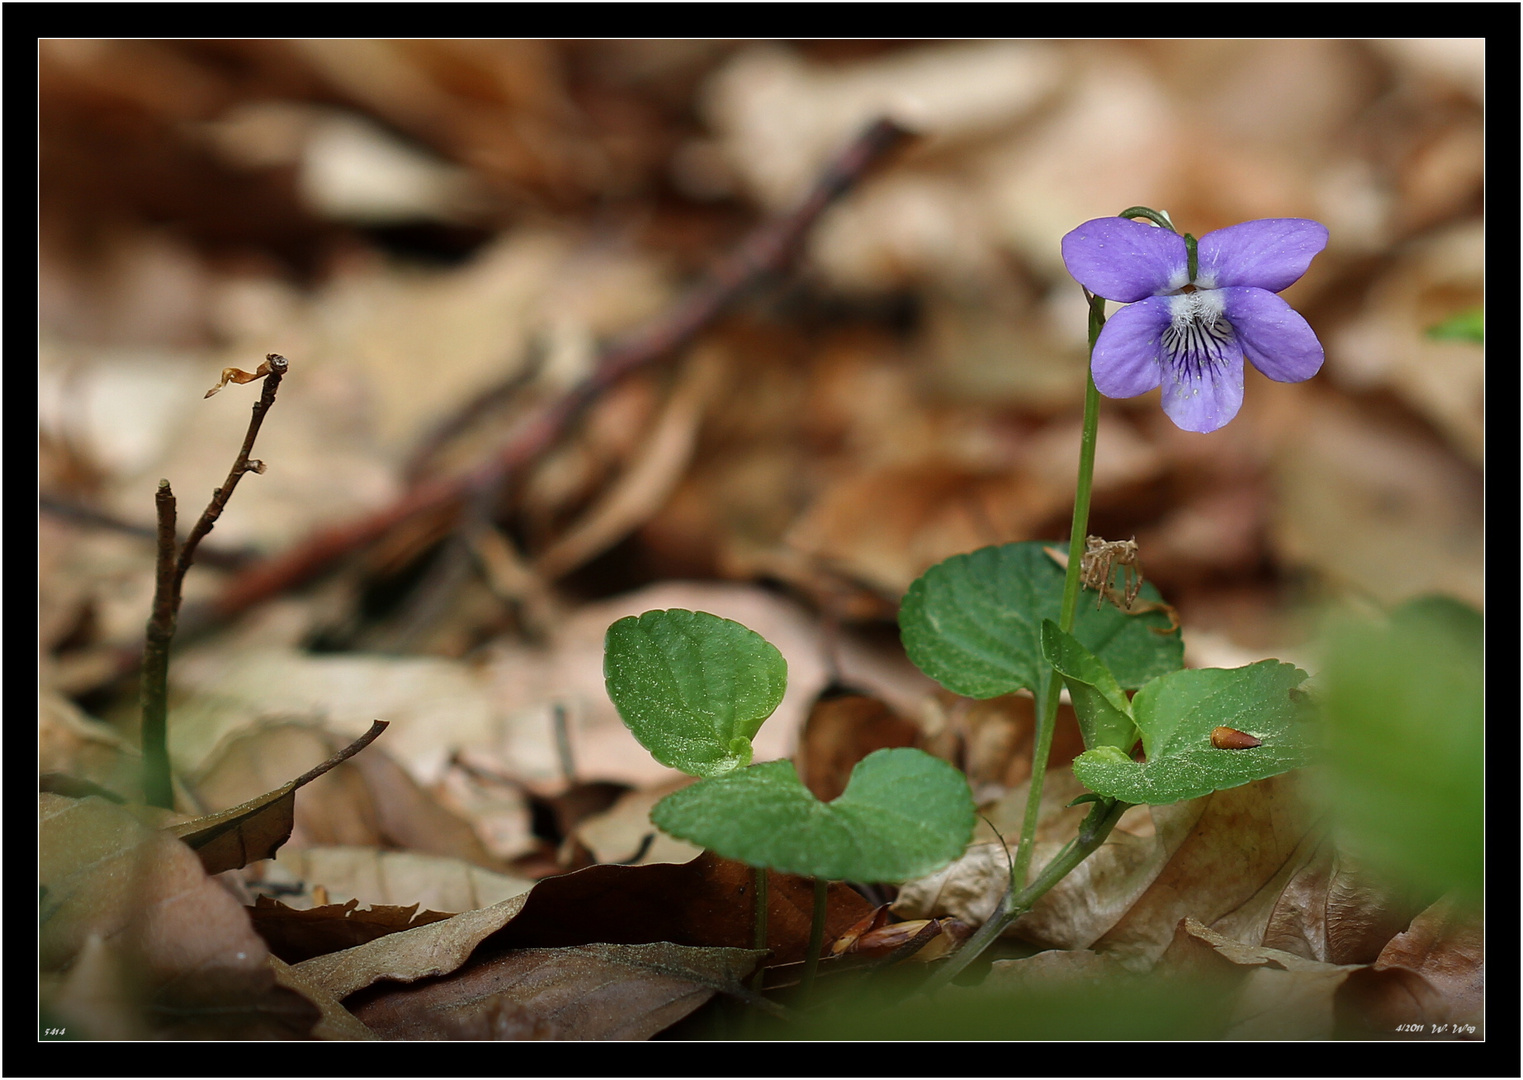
[795,691,923,802]
[1344,894,1485,1035]
[38,793,319,1039]
[271,845,536,914]
[196,720,495,866]
[1261,840,1427,965]
[251,895,456,964]
[349,942,765,1040]
[171,720,388,875]
[1090,773,1319,967]
[293,892,534,1001]
[1160,917,1361,1040]
[293,852,874,1003]
[269,955,379,1040]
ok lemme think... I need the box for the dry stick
[139,355,288,807]
[206,119,916,629]
[140,480,179,808]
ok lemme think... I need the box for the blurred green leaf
[1425,307,1483,344]
[1313,596,1482,901]
[1071,661,1313,804]
[604,609,787,778]
[651,749,975,883]
[899,542,1182,699]
[764,968,1234,1040]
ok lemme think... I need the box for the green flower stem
[801,877,827,999]
[1008,295,1106,892]
[922,796,1130,993]
[752,865,769,995]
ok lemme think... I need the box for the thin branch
[138,355,289,807]
[140,479,179,807]
[208,119,916,627]
[175,354,288,590]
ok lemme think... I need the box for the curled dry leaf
[193,720,496,868]
[251,895,457,965]
[171,720,389,876]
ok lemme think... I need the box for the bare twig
[176,354,288,588]
[140,479,179,807]
[138,355,288,807]
[208,119,916,627]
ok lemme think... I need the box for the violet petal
[1159,348,1245,433]
[1195,219,1329,293]
[1061,218,1189,303]
[1091,295,1169,398]
[1220,286,1326,382]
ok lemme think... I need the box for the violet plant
[603,608,975,994]
[906,207,1334,988]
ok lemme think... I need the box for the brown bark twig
[207,118,916,628]
[139,355,288,807]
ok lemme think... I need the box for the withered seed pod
[1211,726,1262,750]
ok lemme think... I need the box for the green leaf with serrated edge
[604,609,787,778]
[1071,661,1312,805]
[899,542,1182,699]
[651,749,976,882]
[1041,620,1139,752]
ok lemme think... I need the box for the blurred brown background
[40,39,1483,806]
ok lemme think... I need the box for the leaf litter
[40,39,1482,1040]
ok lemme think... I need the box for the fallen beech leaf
[38,794,319,1038]
[294,891,533,1001]
[194,721,496,867]
[271,845,536,914]
[1341,894,1484,1036]
[796,690,922,802]
[269,956,378,1040]
[570,778,703,867]
[1090,773,1318,967]
[293,851,873,1002]
[1159,917,1364,1039]
[1261,839,1427,965]
[250,895,457,964]
[170,720,388,875]
[348,942,767,1040]
[893,767,1165,948]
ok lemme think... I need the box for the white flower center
[1162,290,1233,377]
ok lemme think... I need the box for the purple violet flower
[1061,217,1328,433]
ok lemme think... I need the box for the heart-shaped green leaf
[1041,621,1139,752]
[650,749,976,883]
[899,542,1182,699]
[604,609,787,778]
[1071,660,1312,804]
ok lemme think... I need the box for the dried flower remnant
[1061,217,1328,433]
[206,353,288,398]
